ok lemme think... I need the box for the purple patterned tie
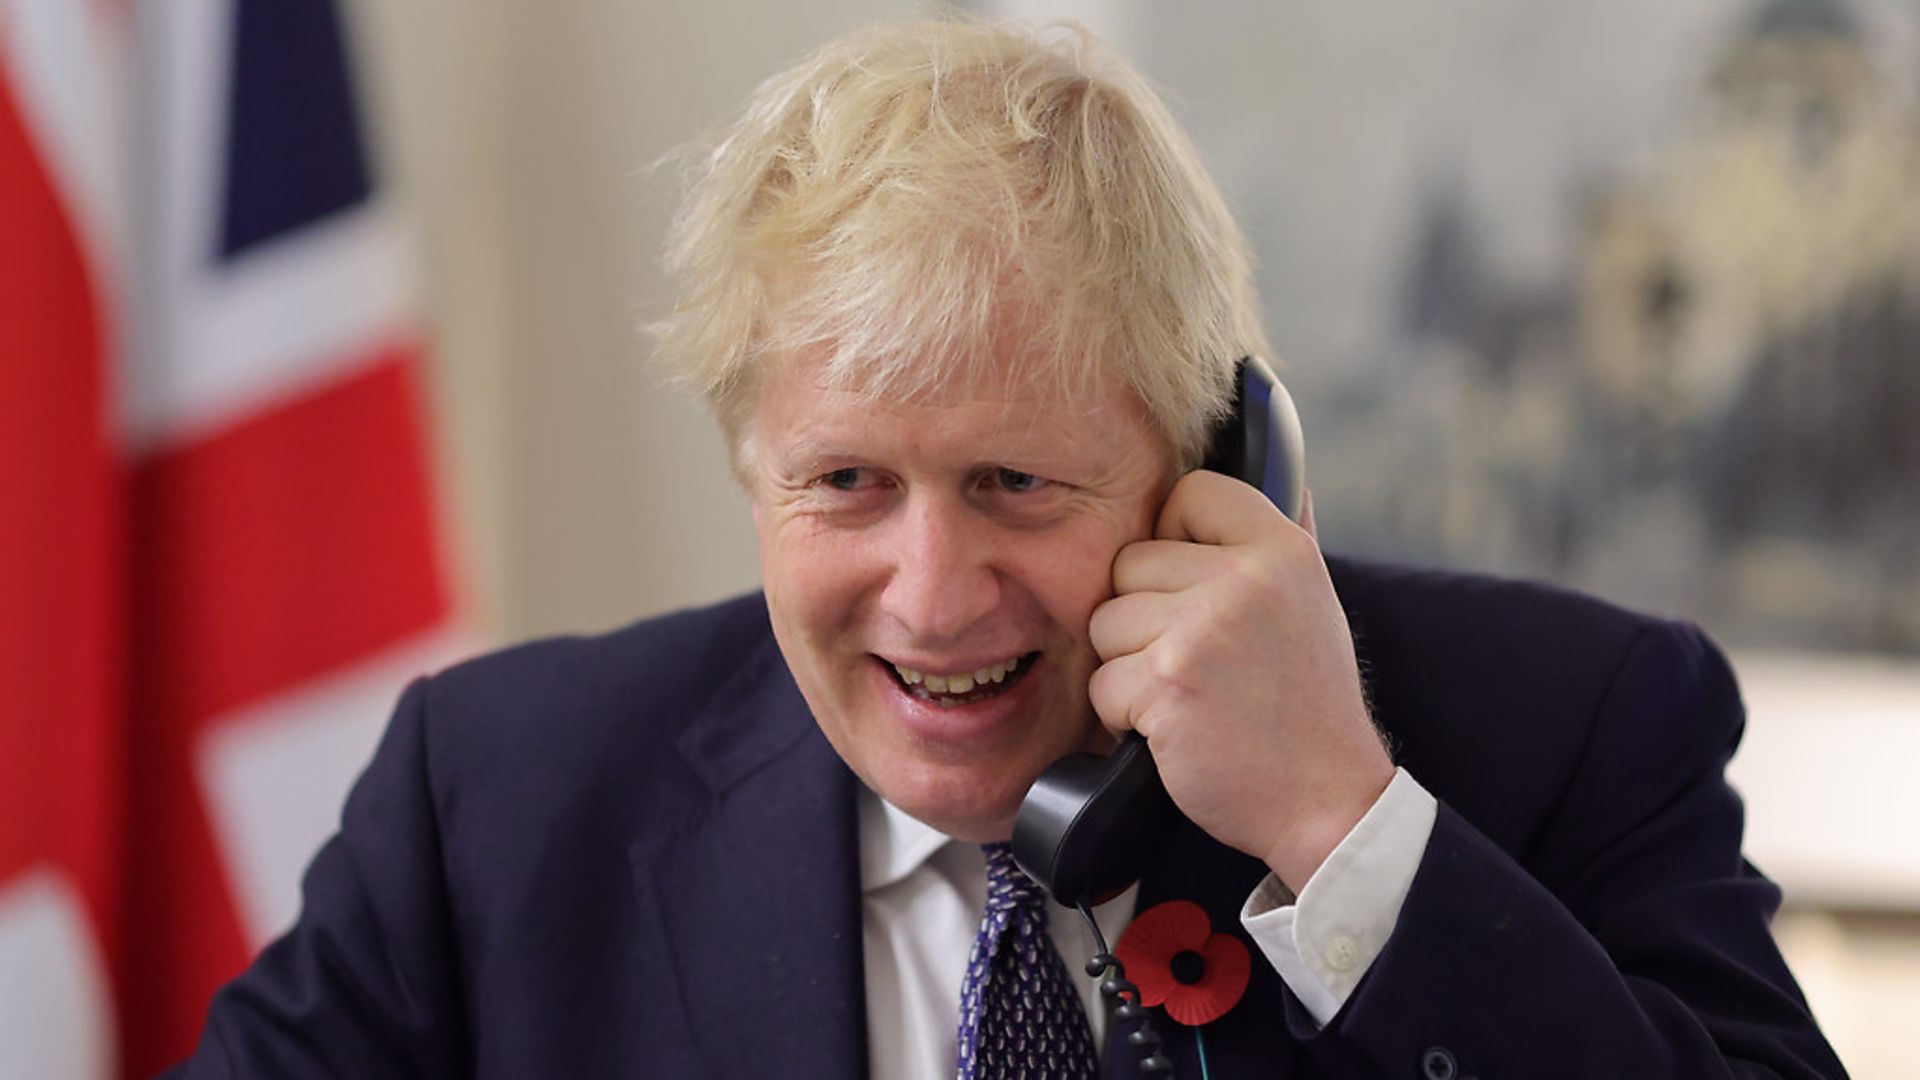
[955,843,1099,1080]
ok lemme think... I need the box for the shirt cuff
[1238,767,1438,1027]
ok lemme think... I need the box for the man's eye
[821,467,869,491]
[993,468,1044,493]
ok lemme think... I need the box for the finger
[1088,589,1182,661]
[1087,650,1153,738]
[1158,469,1291,546]
[1110,539,1228,596]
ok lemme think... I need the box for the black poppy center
[1169,948,1207,985]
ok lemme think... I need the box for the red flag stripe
[115,734,246,1078]
[128,348,451,729]
[0,45,125,963]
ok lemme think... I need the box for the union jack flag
[0,1,464,1075]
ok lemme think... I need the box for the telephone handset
[1011,356,1306,906]
[1006,357,1302,1075]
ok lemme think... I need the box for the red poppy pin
[1114,899,1251,1027]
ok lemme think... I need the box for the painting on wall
[1118,0,1920,657]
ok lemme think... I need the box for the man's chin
[848,713,1108,840]
[875,770,1032,843]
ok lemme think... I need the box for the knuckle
[1227,550,1268,585]
[1146,638,1203,695]
[1277,518,1319,559]
[1227,546,1295,608]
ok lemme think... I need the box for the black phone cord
[1074,900,1175,1076]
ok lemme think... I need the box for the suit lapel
[1101,819,1303,1078]
[630,633,868,1080]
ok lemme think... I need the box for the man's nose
[879,494,1002,646]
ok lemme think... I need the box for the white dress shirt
[857,767,1438,1078]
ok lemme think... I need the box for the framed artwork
[1072,0,1920,659]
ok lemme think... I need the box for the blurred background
[2,0,1914,1076]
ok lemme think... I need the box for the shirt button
[1420,1046,1458,1080]
[1324,934,1359,972]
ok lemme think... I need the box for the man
[171,18,1844,1079]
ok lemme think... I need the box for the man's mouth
[882,653,1039,706]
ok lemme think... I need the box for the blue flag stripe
[218,0,372,259]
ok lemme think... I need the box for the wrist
[1262,764,1395,893]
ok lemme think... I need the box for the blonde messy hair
[652,17,1270,471]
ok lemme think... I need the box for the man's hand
[1087,473,1394,893]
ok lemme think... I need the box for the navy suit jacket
[169,557,1844,1078]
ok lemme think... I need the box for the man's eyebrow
[764,430,854,463]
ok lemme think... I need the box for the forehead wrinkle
[758,351,1160,475]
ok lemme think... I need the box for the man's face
[749,357,1173,842]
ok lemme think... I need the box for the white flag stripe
[128,204,419,449]
[140,0,227,320]
[0,0,130,299]
[0,870,114,1080]
[197,626,479,946]
[124,0,228,449]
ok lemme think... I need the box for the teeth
[892,656,1024,694]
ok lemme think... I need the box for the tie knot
[981,842,1048,914]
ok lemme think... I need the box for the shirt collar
[857,783,960,893]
